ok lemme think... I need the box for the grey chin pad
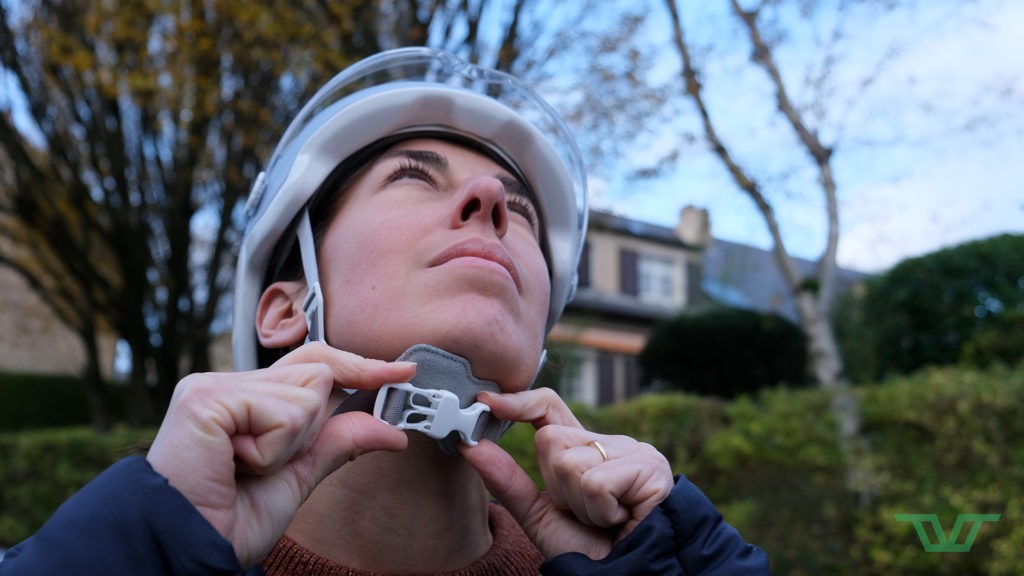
[396,344,509,456]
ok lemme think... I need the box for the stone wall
[0,265,115,377]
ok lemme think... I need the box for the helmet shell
[233,48,588,370]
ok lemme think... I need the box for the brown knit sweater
[260,504,543,576]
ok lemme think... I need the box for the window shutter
[578,242,591,288]
[619,248,638,296]
[625,354,642,398]
[686,260,703,305]
[598,351,615,405]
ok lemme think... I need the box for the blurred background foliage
[835,233,1024,383]
[4,361,1021,575]
[640,306,810,398]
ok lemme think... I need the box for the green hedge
[0,373,128,431]
[640,307,809,398]
[0,427,153,544]
[2,364,1021,575]
[510,364,1024,575]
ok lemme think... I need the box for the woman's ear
[256,281,309,348]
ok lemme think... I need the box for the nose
[452,176,509,237]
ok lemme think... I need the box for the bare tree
[662,0,871,499]
[1,0,667,427]
[0,0,384,424]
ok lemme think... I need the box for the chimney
[676,205,710,247]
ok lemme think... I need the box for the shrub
[702,363,1024,576]
[508,364,1024,575]
[0,373,129,431]
[2,363,1021,576]
[852,233,1024,378]
[0,427,153,546]
[640,306,808,398]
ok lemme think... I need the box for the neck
[285,434,493,573]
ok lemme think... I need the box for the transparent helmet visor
[270,47,587,250]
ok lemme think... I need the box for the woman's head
[258,137,552,389]
[233,48,588,386]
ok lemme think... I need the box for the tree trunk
[189,330,212,374]
[665,0,875,505]
[80,319,110,431]
[796,289,873,506]
[124,329,156,426]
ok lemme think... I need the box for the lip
[430,238,521,289]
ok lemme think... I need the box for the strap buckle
[373,383,492,446]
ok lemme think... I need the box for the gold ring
[587,440,609,462]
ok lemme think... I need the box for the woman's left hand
[460,388,674,560]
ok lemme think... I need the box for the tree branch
[665,0,803,291]
[730,0,840,308]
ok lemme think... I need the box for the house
[548,206,869,406]
[546,206,709,405]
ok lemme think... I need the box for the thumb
[305,412,409,486]
[460,440,543,529]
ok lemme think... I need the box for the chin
[331,296,546,390]
[408,316,544,392]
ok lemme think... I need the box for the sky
[3,0,1020,275]
[586,0,1024,274]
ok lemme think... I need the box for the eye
[387,159,437,187]
[507,193,541,240]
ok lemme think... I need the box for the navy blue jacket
[0,457,769,575]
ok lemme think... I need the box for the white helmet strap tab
[297,208,326,342]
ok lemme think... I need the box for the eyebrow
[379,149,449,171]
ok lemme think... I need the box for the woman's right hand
[146,342,416,568]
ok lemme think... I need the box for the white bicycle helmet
[232,47,588,371]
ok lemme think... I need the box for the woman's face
[317,138,551,391]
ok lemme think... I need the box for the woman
[0,48,769,575]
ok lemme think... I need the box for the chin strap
[296,208,325,343]
[379,345,508,456]
[334,344,509,456]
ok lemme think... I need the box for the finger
[577,461,635,528]
[459,440,546,533]
[601,447,675,537]
[568,443,673,534]
[534,427,612,516]
[228,388,326,475]
[535,431,650,527]
[303,411,409,485]
[534,426,625,459]
[476,388,582,430]
[272,341,417,391]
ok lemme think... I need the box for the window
[638,253,678,305]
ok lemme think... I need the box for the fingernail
[394,361,417,369]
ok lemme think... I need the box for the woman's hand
[146,342,416,568]
[460,388,674,560]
